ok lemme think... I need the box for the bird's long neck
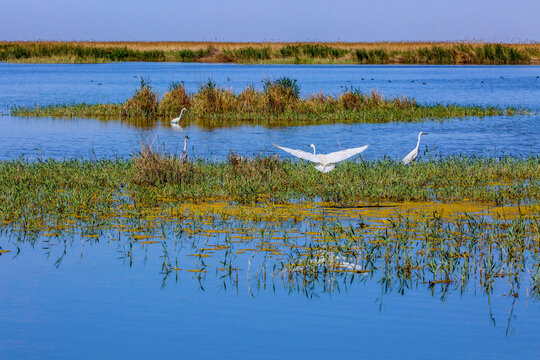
[180,109,185,118]
[312,145,316,155]
[415,134,423,151]
[183,138,188,152]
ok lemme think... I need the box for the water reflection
[1,115,538,161]
[2,204,537,306]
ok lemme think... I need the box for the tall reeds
[1,42,537,64]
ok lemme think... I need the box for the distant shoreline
[1,41,539,65]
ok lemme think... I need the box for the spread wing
[273,143,319,163]
[324,145,369,163]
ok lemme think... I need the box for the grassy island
[10,78,527,126]
[1,41,539,64]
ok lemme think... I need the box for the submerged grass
[1,42,539,64]
[10,79,527,126]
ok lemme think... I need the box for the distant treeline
[11,77,526,126]
[1,42,538,64]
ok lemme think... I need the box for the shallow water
[1,216,539,360]
[1,63,539,359]
[1,115,538,161]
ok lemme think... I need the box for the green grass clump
[157,82,191,118]
[10,79,528,126]
[222,47,271,61]
[122,78,159,117]
[355,49,390,63]
[132,143,196,186]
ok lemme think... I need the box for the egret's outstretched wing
[273,144,319,163]
[324,145,369,163]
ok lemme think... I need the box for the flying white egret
[273,143,369,173]
[181,135,190,161]
[171,108,187,124]
[402,132,428,165]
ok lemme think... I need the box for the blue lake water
[0,63,539,359]
[0,63,540,111]
[1,115,538,161]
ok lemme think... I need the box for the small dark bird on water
[98,83,102,85]
[371,78,374,80]
[500,76,504,79]
[411,80,415,83]
[361,78,364,80]
[422,82,426,85]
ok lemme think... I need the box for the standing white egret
[402,132,428,165]
[181,135,190,161]
[171,108,187,124]
[273,143,369,173]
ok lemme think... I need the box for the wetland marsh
[0,62,539,359]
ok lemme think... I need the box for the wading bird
[402,132,428,165]
[171,108,187,124]
[273,143,369,173]
[181,135,190,161]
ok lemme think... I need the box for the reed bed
[1,42,538,64]
[10,79,526,126]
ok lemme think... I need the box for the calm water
[1,63,539,359]
[0,115,538,161]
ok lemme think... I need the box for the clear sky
[1,0,539,42]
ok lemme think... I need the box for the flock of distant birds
[171,108,428,172]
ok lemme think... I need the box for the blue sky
[1,0,538,42]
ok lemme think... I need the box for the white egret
[273,143,369,173]
[181,135,190,161]
[171,108,187,124]
[402,132,428,165]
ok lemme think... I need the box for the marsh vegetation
[11,78,527,126]
[1,41,539,64]
[0,151,538,299]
